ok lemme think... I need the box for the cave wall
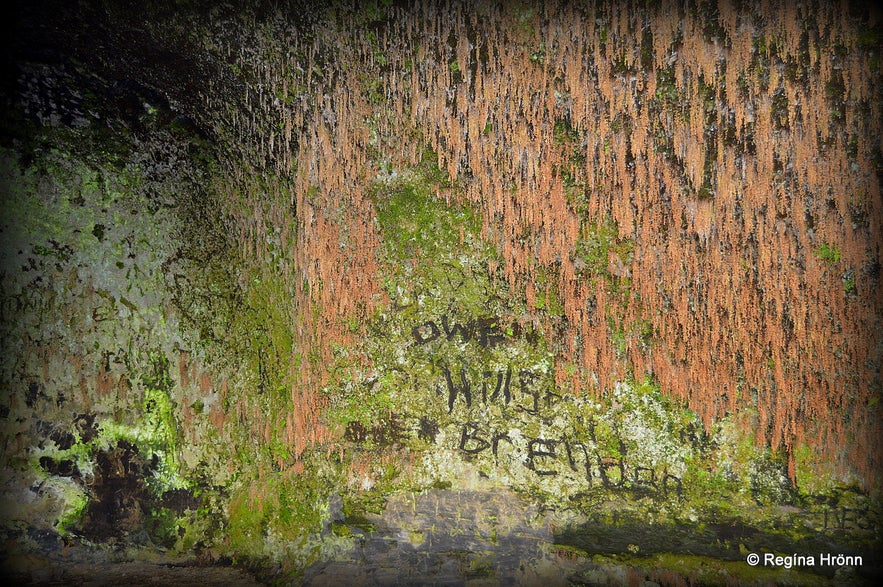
[252,0,883,486]
[182,0,883,489]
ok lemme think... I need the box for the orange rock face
[220,0,881,488]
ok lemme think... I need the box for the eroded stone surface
[304,488,579,586]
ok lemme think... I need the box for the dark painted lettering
[412,316,513,348]
[443,364,472,413]
[662,473,683,496]
[527,439,558,475]
[441,314,473,343]
[833,507,862,530]
[598,457,625,488]
[418,416,439,442]
[819,506,870,532]
[633,467,658,490]
[490,366,512,404]
[482,370,503,404]
[459,422,489,454]
[854,508,873,531]
[406,319,701,499]
[587,417,598,443]
[544,388,562,409]
[412,321,441,344]
[562,440,594,483]
[492,432,513,462]
[476,318,505,348]
[517,369,540,414]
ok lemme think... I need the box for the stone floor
[303,488,590,586]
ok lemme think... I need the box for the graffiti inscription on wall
[409,315,684,496]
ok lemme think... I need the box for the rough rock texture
[303,489,571,586]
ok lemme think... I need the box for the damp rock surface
[304,488,575,586]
